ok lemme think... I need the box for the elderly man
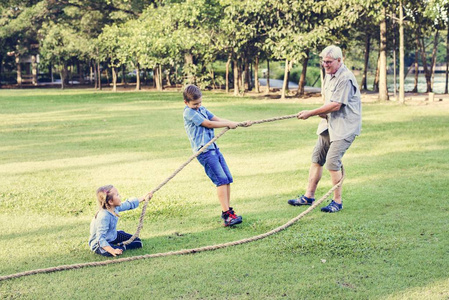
[288,45,362,213]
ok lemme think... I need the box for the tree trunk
[31,55,38,86]
[245,58,251,91]
[286,60,292,91]
[60,64,68,90]
[153,67,157,88]
[67,64,72,85]
[159,65,163,90]
[233,59,239,96]
[122,65,127,86]
[254,56,260,93]
[50,63,54,83]
[265,59,270,94]
[413,34,419,93]
[78,61,85,85]
[93,61,97,89]
[393,14,397,99]
[361,33,371,90]
[239,64,244,95]
[373,52,380,92]
[166,68,172,86]
[142,69,146,86]
[399,0,405,103]
[225,54,231,93]
[297,49,310,96]
[430,30,439,91]
[135,64,141,91]
[154,66,160,91]
[379,8,389,101]
[112,67,117,92]
[281,59,289,100]
[418,36,432,92]
[105,68,110,86]
[446,23,449,94]
[16,55,22,87]
[60,70,65,90]
[97,61,102,90]
[0,54,3,87]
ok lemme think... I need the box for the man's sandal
[320,200,342,213]
[287,195,315,206]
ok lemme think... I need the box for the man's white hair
[320,45,343,59]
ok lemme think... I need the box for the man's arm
[297,102,342,120]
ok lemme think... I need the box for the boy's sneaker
[222,207,242,227]
[288,195,315,206]
[321,200,342,213]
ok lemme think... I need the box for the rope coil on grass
[0,113,344,282]
[0,166,344,282]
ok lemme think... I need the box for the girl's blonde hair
[96,185,114,210]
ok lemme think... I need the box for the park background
[1,0,449,100]
[1,1,449,299]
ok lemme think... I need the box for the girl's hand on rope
[104,246,123,257]
[139,192,153,203]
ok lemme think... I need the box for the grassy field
[0,89,448,299]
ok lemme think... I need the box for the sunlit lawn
[0,88,448,299]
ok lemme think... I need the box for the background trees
[1,0,447,98]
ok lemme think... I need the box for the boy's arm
[201,116,238,129]
[210,116,253,127]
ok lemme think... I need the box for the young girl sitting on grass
[88,185,152,257]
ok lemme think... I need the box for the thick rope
[0,166,344,282]
[0,113,343,282]
[121,113,300,246]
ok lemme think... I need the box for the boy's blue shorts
[197,149,233,186]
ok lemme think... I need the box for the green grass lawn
[0,89,448,299]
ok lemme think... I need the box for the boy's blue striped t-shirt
[183,106,217,153]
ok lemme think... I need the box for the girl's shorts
[94,230,142,257]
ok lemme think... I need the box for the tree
[266,0,367,99]
[98,24,123,91]
[39,23,85,89]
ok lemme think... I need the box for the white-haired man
[288,45,362,212]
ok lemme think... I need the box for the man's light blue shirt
[183,106,218,153]
[88,198,139,251]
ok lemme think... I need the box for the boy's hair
[96,185,114,210]
[320,45,343,60]
[183,84,202,102]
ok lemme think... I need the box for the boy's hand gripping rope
[120,113,301,246]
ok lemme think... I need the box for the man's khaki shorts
[311,131,356,171]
